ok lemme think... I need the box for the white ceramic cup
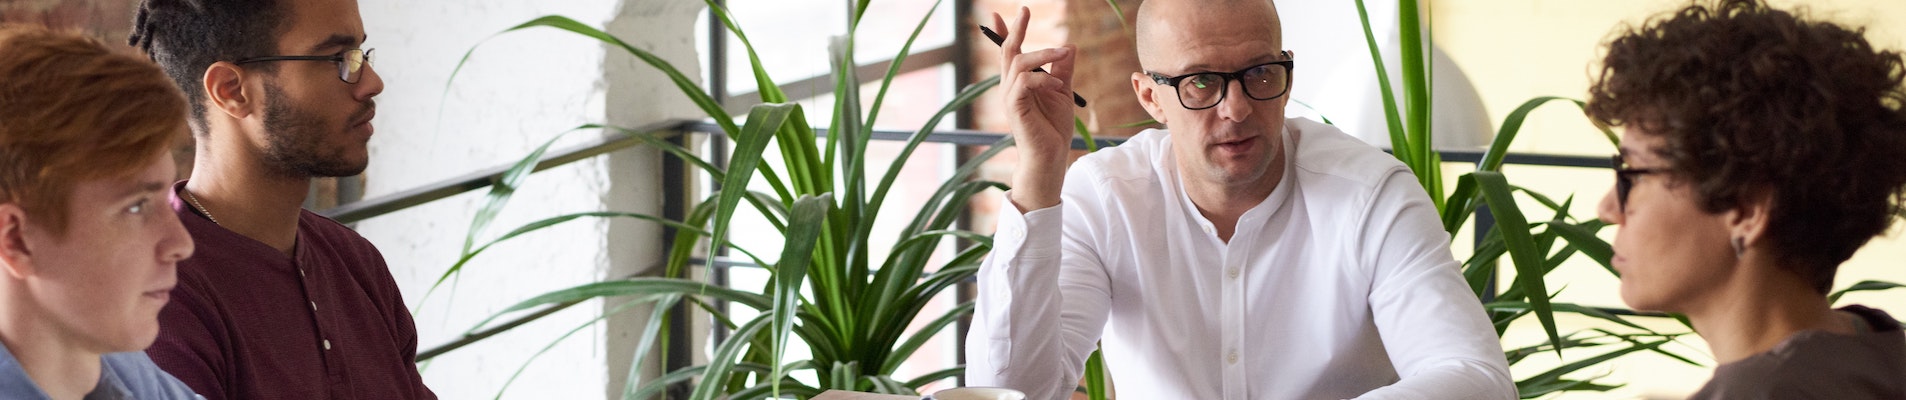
[929,387,1026,400]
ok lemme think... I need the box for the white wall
[355,0,704,398]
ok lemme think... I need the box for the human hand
[990,6,1074,211]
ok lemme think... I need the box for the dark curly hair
[1586,0,1906,293]
[127,0,286,136]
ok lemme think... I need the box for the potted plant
[438,0,1005,398]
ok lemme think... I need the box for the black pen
[979,25,1088,108]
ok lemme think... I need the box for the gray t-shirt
[1690,305,1906,399]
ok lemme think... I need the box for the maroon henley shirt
[148,181,436,400]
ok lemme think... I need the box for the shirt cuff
[994,190,1063,261]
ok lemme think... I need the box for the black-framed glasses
[234,48,374,83]
[1612,154,1662,212]
[1144,51,1294,110]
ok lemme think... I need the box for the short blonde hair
[0,25,189,235]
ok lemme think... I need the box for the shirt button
[299,269,306,277]
[1227,350,1239,364]
[310,301,318,311]
[1227,268,1240,279]
[323,339,332,350]
[1202,226,1214,234]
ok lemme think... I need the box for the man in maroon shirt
[127,0,435,398]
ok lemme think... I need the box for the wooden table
[810,389,919,400]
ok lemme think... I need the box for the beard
[261,82,371,178]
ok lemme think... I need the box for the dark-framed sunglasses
[1144,51,1294,110]
[1612,154,1663,212]
[234,48,374,83]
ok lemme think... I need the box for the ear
[1131,71,1169,125]
[1725,190,1773,251]
[0,204,36,280]
[202,61,258,120]
[1281,50,1296,109]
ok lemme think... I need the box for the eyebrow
[1172,55,1284,76]
[113,181,172,201]
[307,34,365,54]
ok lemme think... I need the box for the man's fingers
[1010,47,1071,78]
[1003,6,1029,60]
[990,12,1009,44]
[991,12,1013,75]
[1049,44,1077,87]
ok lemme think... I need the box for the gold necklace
[183,189,220,226]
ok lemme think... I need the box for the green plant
[437,1,1011,399]
[1347,0,1701,397]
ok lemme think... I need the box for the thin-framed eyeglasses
[234,48,375,84]
[1144,51,1294,110]
[1612,154,1663,212]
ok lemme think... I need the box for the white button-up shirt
[966,118,1514,399]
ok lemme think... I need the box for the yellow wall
[1434,1,1906,398]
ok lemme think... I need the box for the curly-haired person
[1587,0,1906,398]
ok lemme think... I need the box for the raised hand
[992,6,1075,212]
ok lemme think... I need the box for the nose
[1214,79,1254,122]
[1597,185,1623,225]
[158,206,195,264]
[355,63,385,101]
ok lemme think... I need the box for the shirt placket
[294,255,349,399]
[1221,237,1247,399]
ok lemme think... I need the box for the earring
[1731,236,1745,258]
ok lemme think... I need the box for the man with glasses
[966,0,1513,398]
[127,0,434,398]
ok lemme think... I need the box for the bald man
[964,1,1515,398]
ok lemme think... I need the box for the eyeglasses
[235,48,375,83]
[1144,52,1294,110]
[1612,154,1663,212]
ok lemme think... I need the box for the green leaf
[828,361,861,391]
[1292,99,1334,126]
[1074,116,1100,152]
[1084,345,1110,400]
[882,302,974,370]
[1104,0,1129,30]
[702,1,785,105]
[1482,97,1586,172]
[625,363,772,400]
[1442,173,1479,234]
[1474,171,1562,355]
[1829,280,1906,304]
[461,130,571,258]
[729,377,824,400]
[442,211,770,292]
[618,295,684,399]
[466,16,736,135]
[769,194,832,398]
[1488,302,1647,331]
[1353,0,1413,170]
[901,366,965,390]
[691,316,772,400]
[1397,0,1433,194]
[866,76,1000,233]
[589,124,724,180]
[472,278,770,333]
[1516,340,1668,398]
[1548,219,1615,277]
[705,103,799,299]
